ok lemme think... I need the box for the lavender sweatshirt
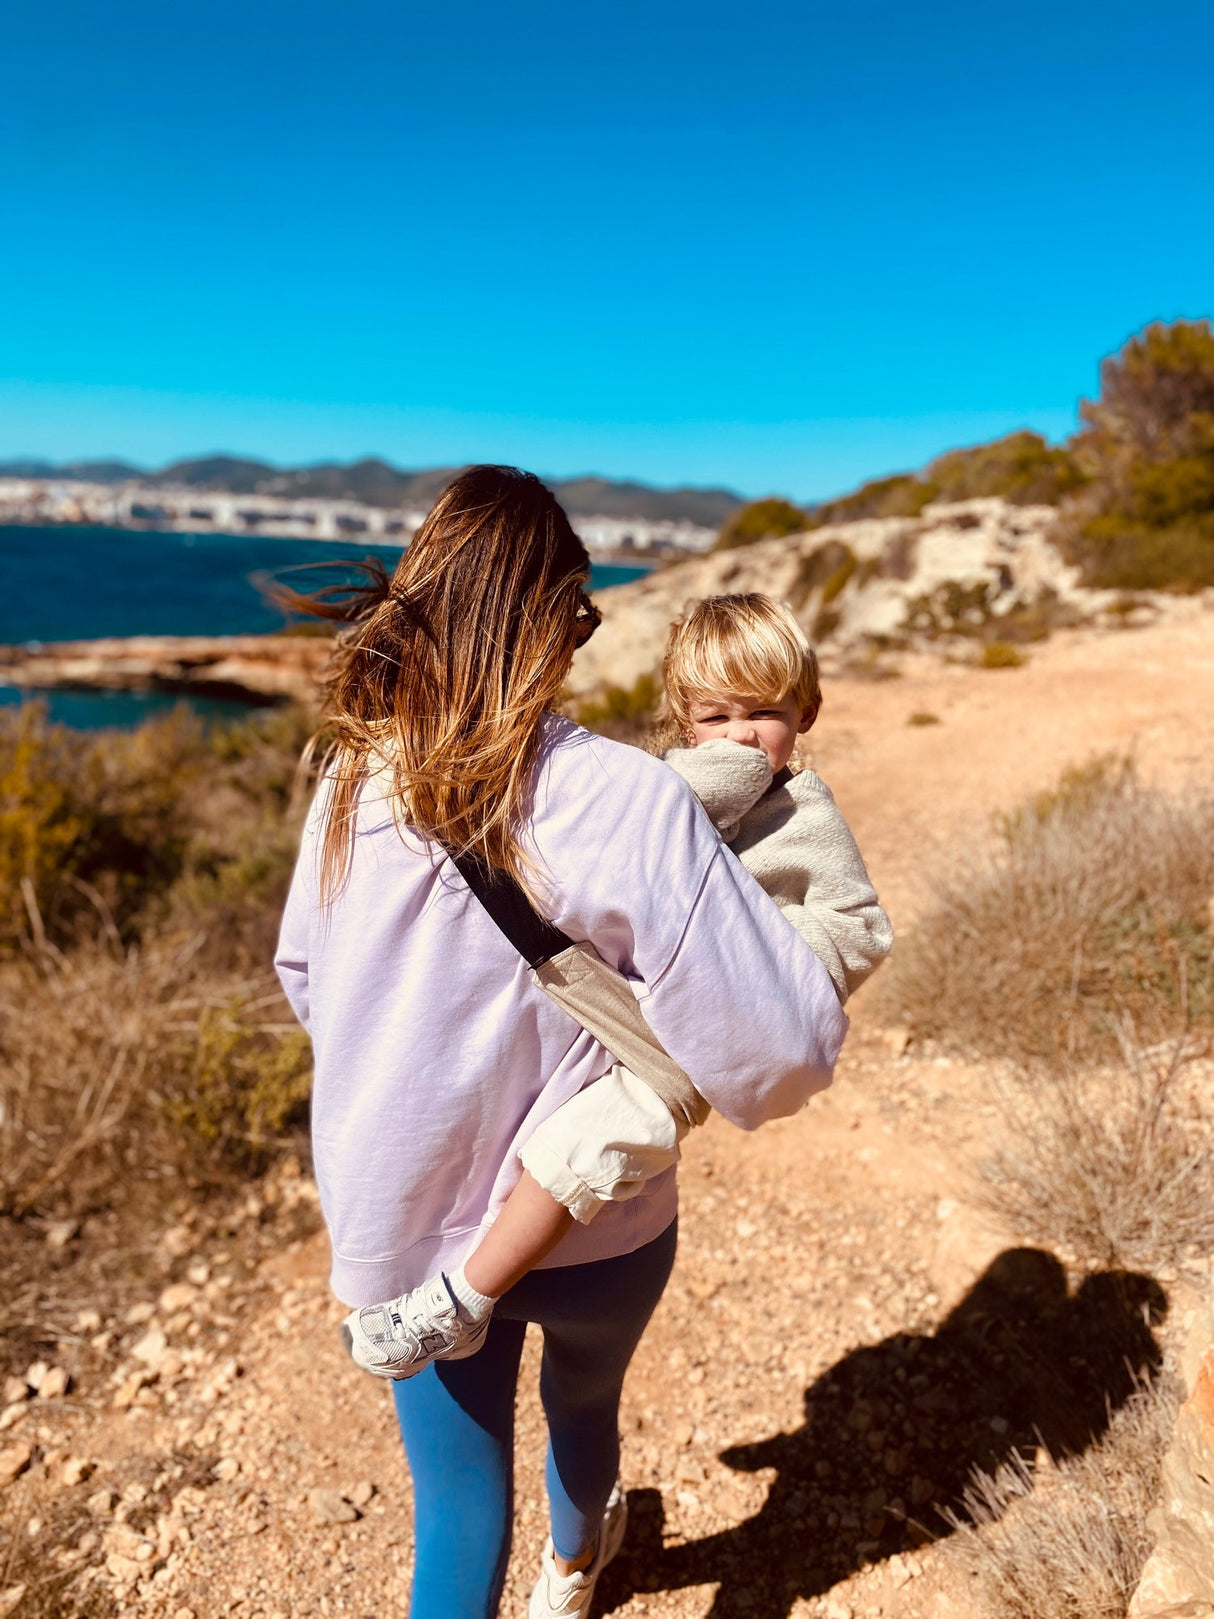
[275,717,848,1306]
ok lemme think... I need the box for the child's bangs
[681,628,803,707]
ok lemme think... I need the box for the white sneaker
[340,1273,491,1381]
[528,1483,628,1618]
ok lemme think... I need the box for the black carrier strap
[450,849,573,969]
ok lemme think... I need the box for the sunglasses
[574,588,602,646]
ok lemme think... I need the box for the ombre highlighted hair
[280,466,599,904]
[662,593,821,738]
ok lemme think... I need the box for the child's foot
[340,1272,491,1380]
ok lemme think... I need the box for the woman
[275,466,846,1618]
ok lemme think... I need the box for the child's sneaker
[340,1273,490,1380]
[528,1483,628,1618]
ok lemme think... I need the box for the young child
[343,592,892,1378]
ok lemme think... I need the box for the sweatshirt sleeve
[274,807,316,1033]
[662,740,774,840]
[638,843,848,1127]
[736,775,893,1003]
[534,733,848,1131]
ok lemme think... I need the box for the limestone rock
[564,497,1099,702]
[2,1379,28,1406]
[37,1366,70,1399]
[131,1328,168,1368]
[0,1443,32,1486]
[158,1283,197,1314]
[113,1369,156,1410]
[1129,1286,1214,1617]
[307,1487,360,1524]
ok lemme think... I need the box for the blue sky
[2,1,1211,499]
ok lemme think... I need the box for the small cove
[2,524,648,728]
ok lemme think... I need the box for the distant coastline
[0,468,720,561]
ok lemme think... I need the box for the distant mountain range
[0,456,745,528]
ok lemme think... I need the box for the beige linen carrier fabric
[531,943,711,1130]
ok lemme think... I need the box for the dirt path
[8,602,1213,1619]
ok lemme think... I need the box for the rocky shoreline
[2,499,1205,717]
[0,634,330,708]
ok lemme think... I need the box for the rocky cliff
[571,496,1110,699]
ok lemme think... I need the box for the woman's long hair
[280,466,598,904]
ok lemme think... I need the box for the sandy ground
[6,600,1214,1619]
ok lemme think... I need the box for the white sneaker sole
[528,1486,628,1618]
[340,1306,490,1381]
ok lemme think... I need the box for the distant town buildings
[0,478,717,559]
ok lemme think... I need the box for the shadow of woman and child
[598,1247,1166,1618]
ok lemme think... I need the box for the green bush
[713,498,808,551]
[927,431,1085,505]
[809,473,937,527]
[791,539,856,606]
[1065,319,1214,590]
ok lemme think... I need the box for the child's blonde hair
[662,593,821,737]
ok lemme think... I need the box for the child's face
[686,690,818,774]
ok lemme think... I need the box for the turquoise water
[2,524,648,730]
[0,686,256,731]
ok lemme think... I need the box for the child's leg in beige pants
[517,1064,688,1225]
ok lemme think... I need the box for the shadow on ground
[599,1247,1165,1618]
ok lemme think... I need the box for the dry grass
[878,757,1214,1065]
[0,703,318,1224]
[944,1374,1178,1619]
[979,1033,1214,1272]
[0,932,311,1219]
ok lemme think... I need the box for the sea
[0,524,648,730]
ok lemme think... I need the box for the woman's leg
[392,1314,528,1619]
[501,1219,678,1563]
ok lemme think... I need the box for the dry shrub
[0,701,313,960]
[168,997,312,1152]
[979,1034,1214,1272]
[980,640,1025,669]
[570,673,662,743]
[944,1374,1178,1619]
[879,758,1214,1065]
[0,703,200,950]
[0,934,311,1218]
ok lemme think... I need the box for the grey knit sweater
[664,741,893,1003]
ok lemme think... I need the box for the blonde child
[343,592,891,1382]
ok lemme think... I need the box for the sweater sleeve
[735,773,893,1004]
[662,741,773,840]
